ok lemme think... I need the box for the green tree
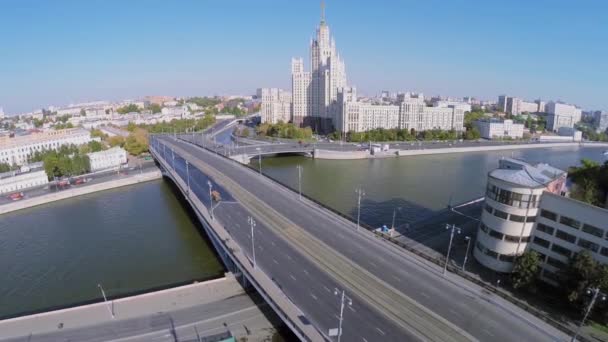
[464,110,486,130]
[127,122,137,132]
[116,104,141,114]
[108,136,126,147]
[562,251,606,304]
[0,162,12,173]
[87,140,104,152]
[465,127,481,140]
[511,251,541,291]
[149,103,162,114]
[33,118,44,128]
[90,128,106,139]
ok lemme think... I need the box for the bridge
[149,133,568,342]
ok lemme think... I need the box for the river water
[256,145,607,229]
[0,180,224,319]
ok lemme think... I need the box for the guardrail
[170,133,587,342]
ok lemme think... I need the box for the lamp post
[463,236,472,272]
[248,216,256,269]
[332,288,352,342]
[171,149,175,170]
[97,284,114,319]
[391,207,401,230]
[444,224,461,275]
[296,165,303,200]
[207,180,214,220]
[572,287,606,342]
[355,187,365,231]
[185,160,190,196]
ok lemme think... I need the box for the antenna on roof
[320,0,326,24]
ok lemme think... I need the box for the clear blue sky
[1,0,606,114]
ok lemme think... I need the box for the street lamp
[296,165,303,200]
[355,187,365,231]
[207,180,214,220]
[97,284,114,319]
[248,216,256,269]
[185,160,190,196]
[171,148,175,170]
[572,287,607,342]
[444,223,461,275]
[391,207,401,230]
[463,236,472,272]
[332,288,353,342]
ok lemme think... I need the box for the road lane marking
[362,338,369,342]
[310,293,318,301]
[348,305,356,313]
[375,327,386,336]
[449,309,458,316]
[303,269,309,276]
[391,275,401,282]
[286,254,292,261]
[369,261,378,268]
[289,274,296,281]
[270,241,276,246]
[482,329,495,337]
[420,291,430,299]
[323,285,331,293]
[272,258,279,265]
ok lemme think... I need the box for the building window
[484,204,494,214]
[526,215,536,223]
[521,236,532,243]
[543,269,560,282]
[559,216,581,230]
[532,236,551,249]
[499,254,515,263]
[578,239,600,253]
[489,229,504,240]
[504,234,520,243]
[509,214,526,223]
[546,257,567,270]
[480,223,489,233]
[601,247,608,257]
[551,244,573,258]
[536,223,555,235]
[555,230,577,244]
[582,224,604,238]
[494,209,509,220]
[536,251,548,262]
[540,209,558,221]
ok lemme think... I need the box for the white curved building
[474,158,566,273]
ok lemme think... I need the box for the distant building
[87,147,128,172]
[144,96,174,106]
[474,158,567,273]
[0,169,48,194]
[594,111,608,133]
[432,100,472,113]
[545,102,582,132]
[475,119,524,139]
[0,107,5,119]
[397,93,464,132]
[99,126,129,138]
[259,88,292,124]
[0,128,92,166]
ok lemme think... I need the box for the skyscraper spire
[320,0,326,25]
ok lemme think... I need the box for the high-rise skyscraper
[291,1,347,132]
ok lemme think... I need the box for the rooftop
[489,158,566,188]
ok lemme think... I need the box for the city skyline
[1,0,607,114]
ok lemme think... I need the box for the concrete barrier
[395,142,582,156]
[313,148,368,160]
[0,274,242,340]
[0,170,162,215]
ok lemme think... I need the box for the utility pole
[171,149,175,170]
[463,236,472,272]
[207,180,214,220]
[256,147,262,174]
[332,288,352,342]
[248,216,256,269]
[297,165,303,200]
[572,287,606,342]
[97,284,114,319]
[444,224,461,275]
[355,187,365,231]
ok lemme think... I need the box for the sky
[0,0,606,114]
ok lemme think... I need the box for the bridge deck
[152,134,567,342]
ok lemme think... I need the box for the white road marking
[369,261,378,268]
[362,338,369,342]
[348,305,356,313]
[482,329,495,337]
[270,241,276,246]
[273,258,279,265]
[391,275,401,282]
[303,269,309,276]
[449,309,458,315]
[323,285,331,293]
[420,292,430,299]
[286,254,292,261]
[376,327,386,336]
[310,293,318,300]
[289,274,296,281]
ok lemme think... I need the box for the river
[256,145,607,229]
[0,180,224,319]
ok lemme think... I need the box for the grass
[590,321,608,335]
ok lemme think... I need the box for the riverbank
[0,273,244,340]
[314,142,608,160]
[0,169,162,215]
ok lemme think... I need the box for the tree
[90,128,106,139]
[240,127,250,137]
[0,162,12,173]
[464,127,481,140]
[562,251,607,304]
[124,128,149,156]
[127,122,137,132]
[149,103,162,114]
[87,140,104,152]
[511,251,541,291]
[108,135,126,147]
[116,104,141,114]
[464,110,486,130]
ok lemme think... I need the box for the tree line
[256,122,313,140]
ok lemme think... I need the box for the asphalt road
[156,135,569,342]
[0,161,158,205]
